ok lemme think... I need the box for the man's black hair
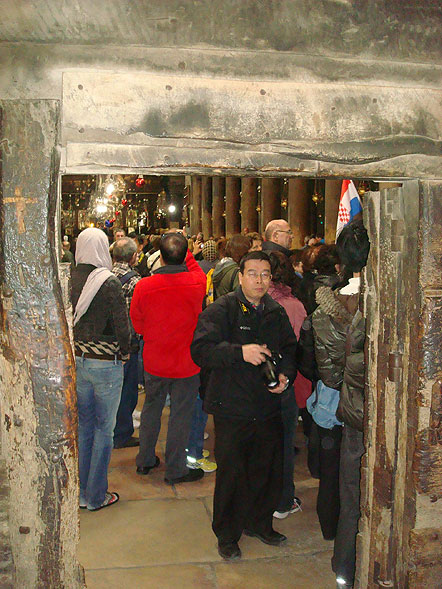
[239,250,271,273]
[337,219,370,273]
[160,232,188,265]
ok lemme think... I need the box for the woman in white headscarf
[71,228,130,511]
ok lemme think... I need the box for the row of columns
[189,176,342,247]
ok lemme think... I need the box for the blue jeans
[113,353,139,446]
[187,395,208,460]
[76,357,123,509]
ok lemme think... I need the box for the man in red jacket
[130,232,207,484]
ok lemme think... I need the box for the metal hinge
[388,352,403,382]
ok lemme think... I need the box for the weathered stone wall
[0,100,84,588]
[0,458,13,589]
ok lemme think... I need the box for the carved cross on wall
[4,187,38,234]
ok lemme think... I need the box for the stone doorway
[1,96,440,588]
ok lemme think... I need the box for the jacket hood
[315,286,356,326]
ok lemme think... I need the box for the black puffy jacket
[336,310,365,431]
[191,288,297,420]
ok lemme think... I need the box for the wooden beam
[324,180,341,243]
[241,177,258,233]
[201,176,212,239]
[225,177,241,237]
[261,178,281,231]
[288,178,310,249]
[190,176,202,235]
[212,177,225,238]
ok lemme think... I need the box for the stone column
[212,177,225,238]
[225,177,241,237]
[288,178,310,248]
[190,176,202,235]
[324,180,341,243]
[241,177,258,233]
[201,176,212,239]
[261,178,281,231]
[0,100,84,588]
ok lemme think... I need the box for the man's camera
[261,351,282,390]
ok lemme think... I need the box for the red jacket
[130,251,206,378]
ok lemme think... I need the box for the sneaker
[87,492,119,511]
[79,499,87,509]
[189,457,217,473]
[132,409,141,420]
[164,468,204,485]
[273,497,302,519]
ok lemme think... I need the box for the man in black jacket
[191,251,297,561]
[262,219,293,258]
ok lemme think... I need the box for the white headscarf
[73,228,113,326]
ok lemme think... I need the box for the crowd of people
[68,217,369,588]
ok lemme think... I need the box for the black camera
[261,352,282,390]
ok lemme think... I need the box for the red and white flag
[336,180,363,237]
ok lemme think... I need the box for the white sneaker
[273,497,302,519]
[187,456,217,473]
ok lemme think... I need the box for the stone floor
[79,397,336,588]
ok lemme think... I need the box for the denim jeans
[113,353,139,446]
[76,357,123,509]
[187,395,208,460]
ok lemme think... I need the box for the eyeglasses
[277,229,293,236]
[245,270,272,281]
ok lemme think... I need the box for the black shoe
[164,468,204,485]
[136,456,160,475]
[218,541,241,561]
[243,529,287,546]
[114,436,140,449]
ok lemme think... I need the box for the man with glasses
[191,251,297,561]
[262,219,293,257]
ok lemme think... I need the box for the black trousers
[316,424,343,540]
[212,415,283,544]
[332,425,364,585]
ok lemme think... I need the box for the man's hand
[242,344,271,366]
[193,240,202,255]
[268,373,289,394]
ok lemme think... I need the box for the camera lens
[261,356,278,389]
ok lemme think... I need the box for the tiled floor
[79,398,336,588]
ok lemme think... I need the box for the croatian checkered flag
[336,180,363,238]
